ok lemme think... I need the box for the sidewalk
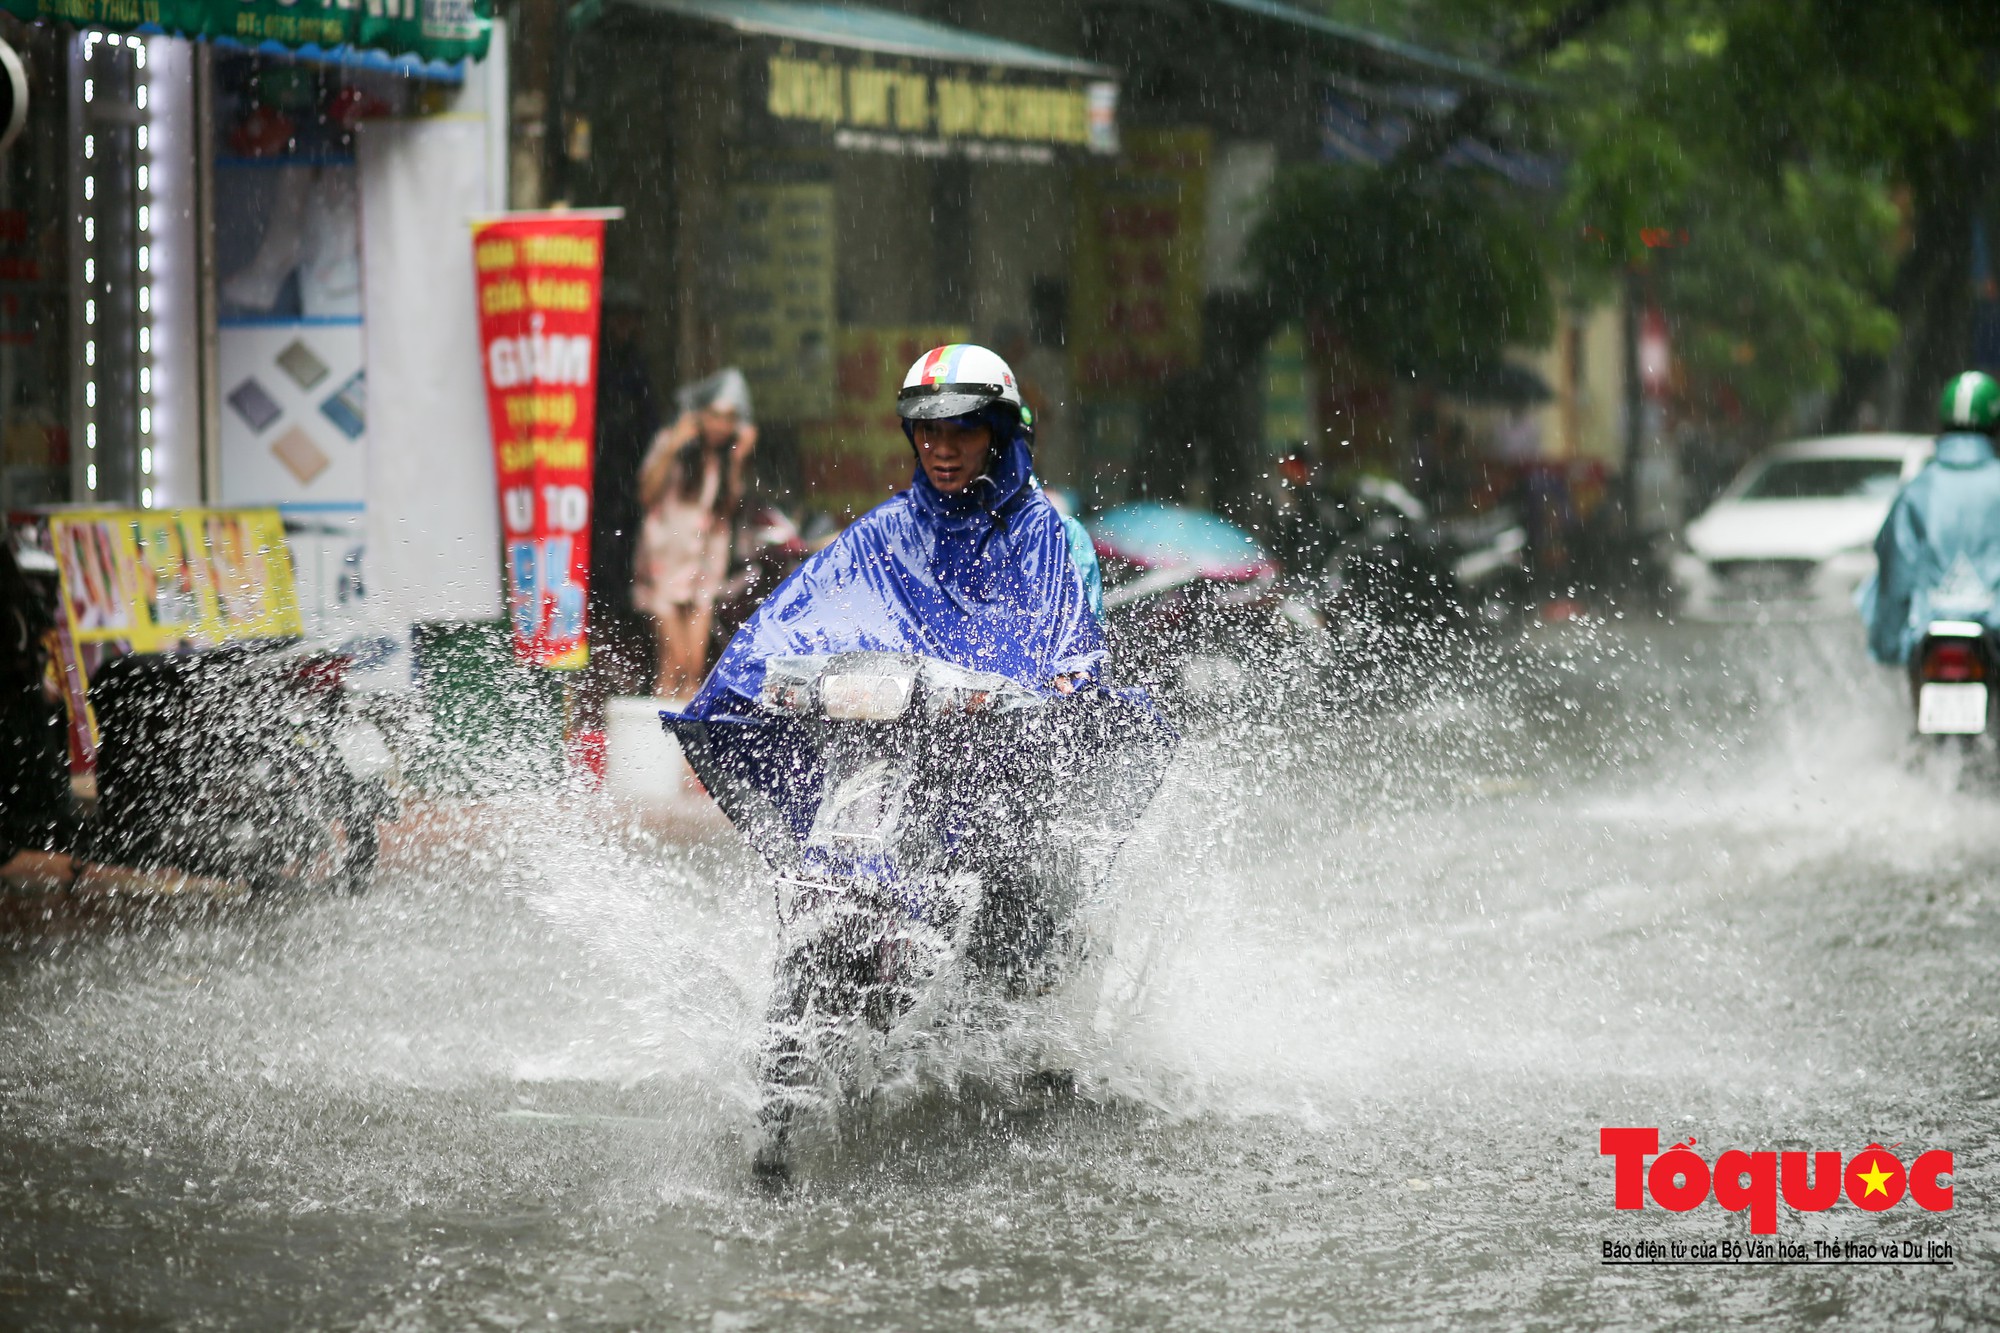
[0,863,252,935]
[0,782,737,938]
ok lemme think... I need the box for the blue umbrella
[1091,502,1277,582]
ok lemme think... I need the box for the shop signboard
[38,507,301,764]
[1071,128,1210,391]
[753,46,1117,162]
[0,0,491,62]
[725,183,835,425]
[471,211,612,670]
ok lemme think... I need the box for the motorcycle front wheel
[752,897,933,1179]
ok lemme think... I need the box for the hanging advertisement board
[752,47,1118,162]
[470,211,613,669]
[1071,128,1210,390]
[38,506,301,765]
[725,182,835,424]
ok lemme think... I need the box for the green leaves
[1658,167,1900,418]
[1545,0,1954,420]
[1247,165,1555,379]
[1277,0,1997,427]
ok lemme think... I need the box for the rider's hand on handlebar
[1048,671,1090,695]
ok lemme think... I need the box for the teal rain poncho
[1861,432,2000,665]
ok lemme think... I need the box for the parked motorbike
[1304,477,1529,629]
[1093,501,1314,712]
[1910,620,1996,744]
[89,641,397,896]
[1436,503,1533,619]
[667,652,1173,1178]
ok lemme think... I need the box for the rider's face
[913,419,993,495]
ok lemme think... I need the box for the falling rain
[1,0,1994,1328]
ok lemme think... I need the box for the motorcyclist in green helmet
[1861,371,2000,664]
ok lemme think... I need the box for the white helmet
[896,343,1032,436]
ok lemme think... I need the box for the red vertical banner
[471,212,612,669]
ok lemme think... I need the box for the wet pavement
[2,618,1995,1330]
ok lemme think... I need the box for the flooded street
[5,0,1996,1324]
[3,617,1994,1330]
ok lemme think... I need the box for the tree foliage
[1647,168,1900,421]
[1549,4,1907,421]
[1311,0,2000,431]
[1247,166,1554,379]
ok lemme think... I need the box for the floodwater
[2,618,1994,1330]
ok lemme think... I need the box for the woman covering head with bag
[633,368,758,699]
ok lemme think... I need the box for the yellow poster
[1071,127,1210,391]
[47,508,302,760]
[51,507,299,649]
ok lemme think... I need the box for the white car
[1672,433,1934,620]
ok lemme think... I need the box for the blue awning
[204,34,465,84]
[1321,88,1560,190]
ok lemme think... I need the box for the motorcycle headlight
[757,656,825,714]
[820,672,915,721]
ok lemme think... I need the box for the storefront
[0,0,498,635]
[206,39,479,633]
[557,0,1532,525]
[563,0,1119,517]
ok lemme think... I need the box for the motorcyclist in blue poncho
[692,343,1102,705]
[1862,371,2000,665]
[672,348,1170,1181]
[670,344,1122,837]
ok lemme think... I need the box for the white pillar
[356,115,501,636]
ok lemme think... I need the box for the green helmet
[1939,371,2000,432]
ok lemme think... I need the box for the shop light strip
[80,35,94,496]
[76,30,157,504]
[136,42,150,499]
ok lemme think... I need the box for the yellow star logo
[1857,1157,1893,1197]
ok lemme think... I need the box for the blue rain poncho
[697,428,1102,705]
[1860,432,2000,665]
[667,426,1166,859]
